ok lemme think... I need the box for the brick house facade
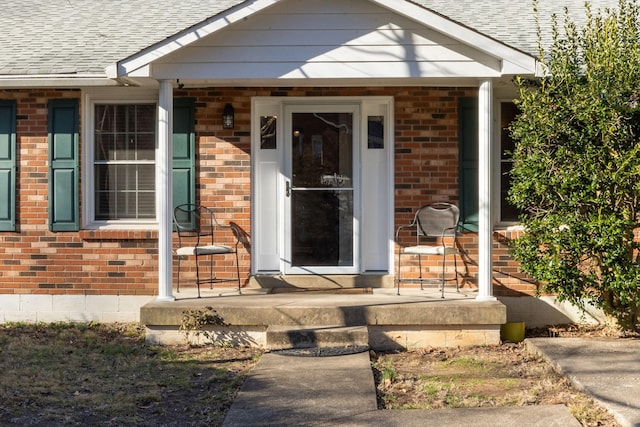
[1,0,607,324]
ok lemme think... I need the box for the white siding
[152,0,503,81]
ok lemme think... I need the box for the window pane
[139,164,155,190]
[260,116,277,149]
[138,192,156,218]
[500,162,519,222]
[95,105,115,133]
[500,102,521,222]
[95,194,112,220]
[115,164,134,191]
[292,112,353,187]
[94,132,112,161]
[136,134,156,160]
[94,164,111,192]
[367,115,384,149]
[114,106,130,135]
[135,104,156,133]
[501,103,518,159]
[114,134,134,161]
[292,190,353,266]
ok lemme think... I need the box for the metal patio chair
[173,204,241,298]
[395,202,460,298]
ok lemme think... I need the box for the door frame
[251,96,395,276]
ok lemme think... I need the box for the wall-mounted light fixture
[222,103,235,129]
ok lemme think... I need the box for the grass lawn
[0,322,261,426]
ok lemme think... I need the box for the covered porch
[123,0,535,342]
[130,2,537,297]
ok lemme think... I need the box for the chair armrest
[440,225,459,246]
[228,222,242,244]
[216,221,242,247]
[395,223,415,244]
[441,225,458,237]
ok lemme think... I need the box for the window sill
[80,229,158,241]
[493,223,523,231]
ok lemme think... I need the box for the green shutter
[48,99,79,231]
[459,97,479,232]
[0,100,17,231]
[172,98,196,220]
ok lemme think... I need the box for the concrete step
[266,325,369,350]
[248,274,393,289]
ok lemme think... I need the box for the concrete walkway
[222,347,581,426]
[528,338,640,427]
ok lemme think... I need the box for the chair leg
[209,255,214,290]
[441,251,446,299]
[454,250,459,292]
[234,251,241,294]
[418,254,423,291]
[397,251,402,295]
[176,255,181,293]
[195,254,201,299]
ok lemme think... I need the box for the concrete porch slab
[141,287,506,348]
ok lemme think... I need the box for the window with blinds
[93,104,156,220]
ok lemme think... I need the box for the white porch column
[477,79,496,301]
[157,80,175,301]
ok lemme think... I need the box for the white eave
[0,74,119,88]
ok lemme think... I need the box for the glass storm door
[284,105,358,274]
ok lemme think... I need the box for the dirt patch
[371,325,623,427]
[0,323,261,426]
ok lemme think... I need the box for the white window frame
[82,88,159,230]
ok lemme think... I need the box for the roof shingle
[0,0,620,77]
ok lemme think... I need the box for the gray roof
[0,0,620,77]
[413,0,618,56]
[1,0,239,75]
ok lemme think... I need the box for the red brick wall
[0,87,536,296]
[0,89,159,295]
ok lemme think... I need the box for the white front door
[252,97,393,276]
[283,104,359,274]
